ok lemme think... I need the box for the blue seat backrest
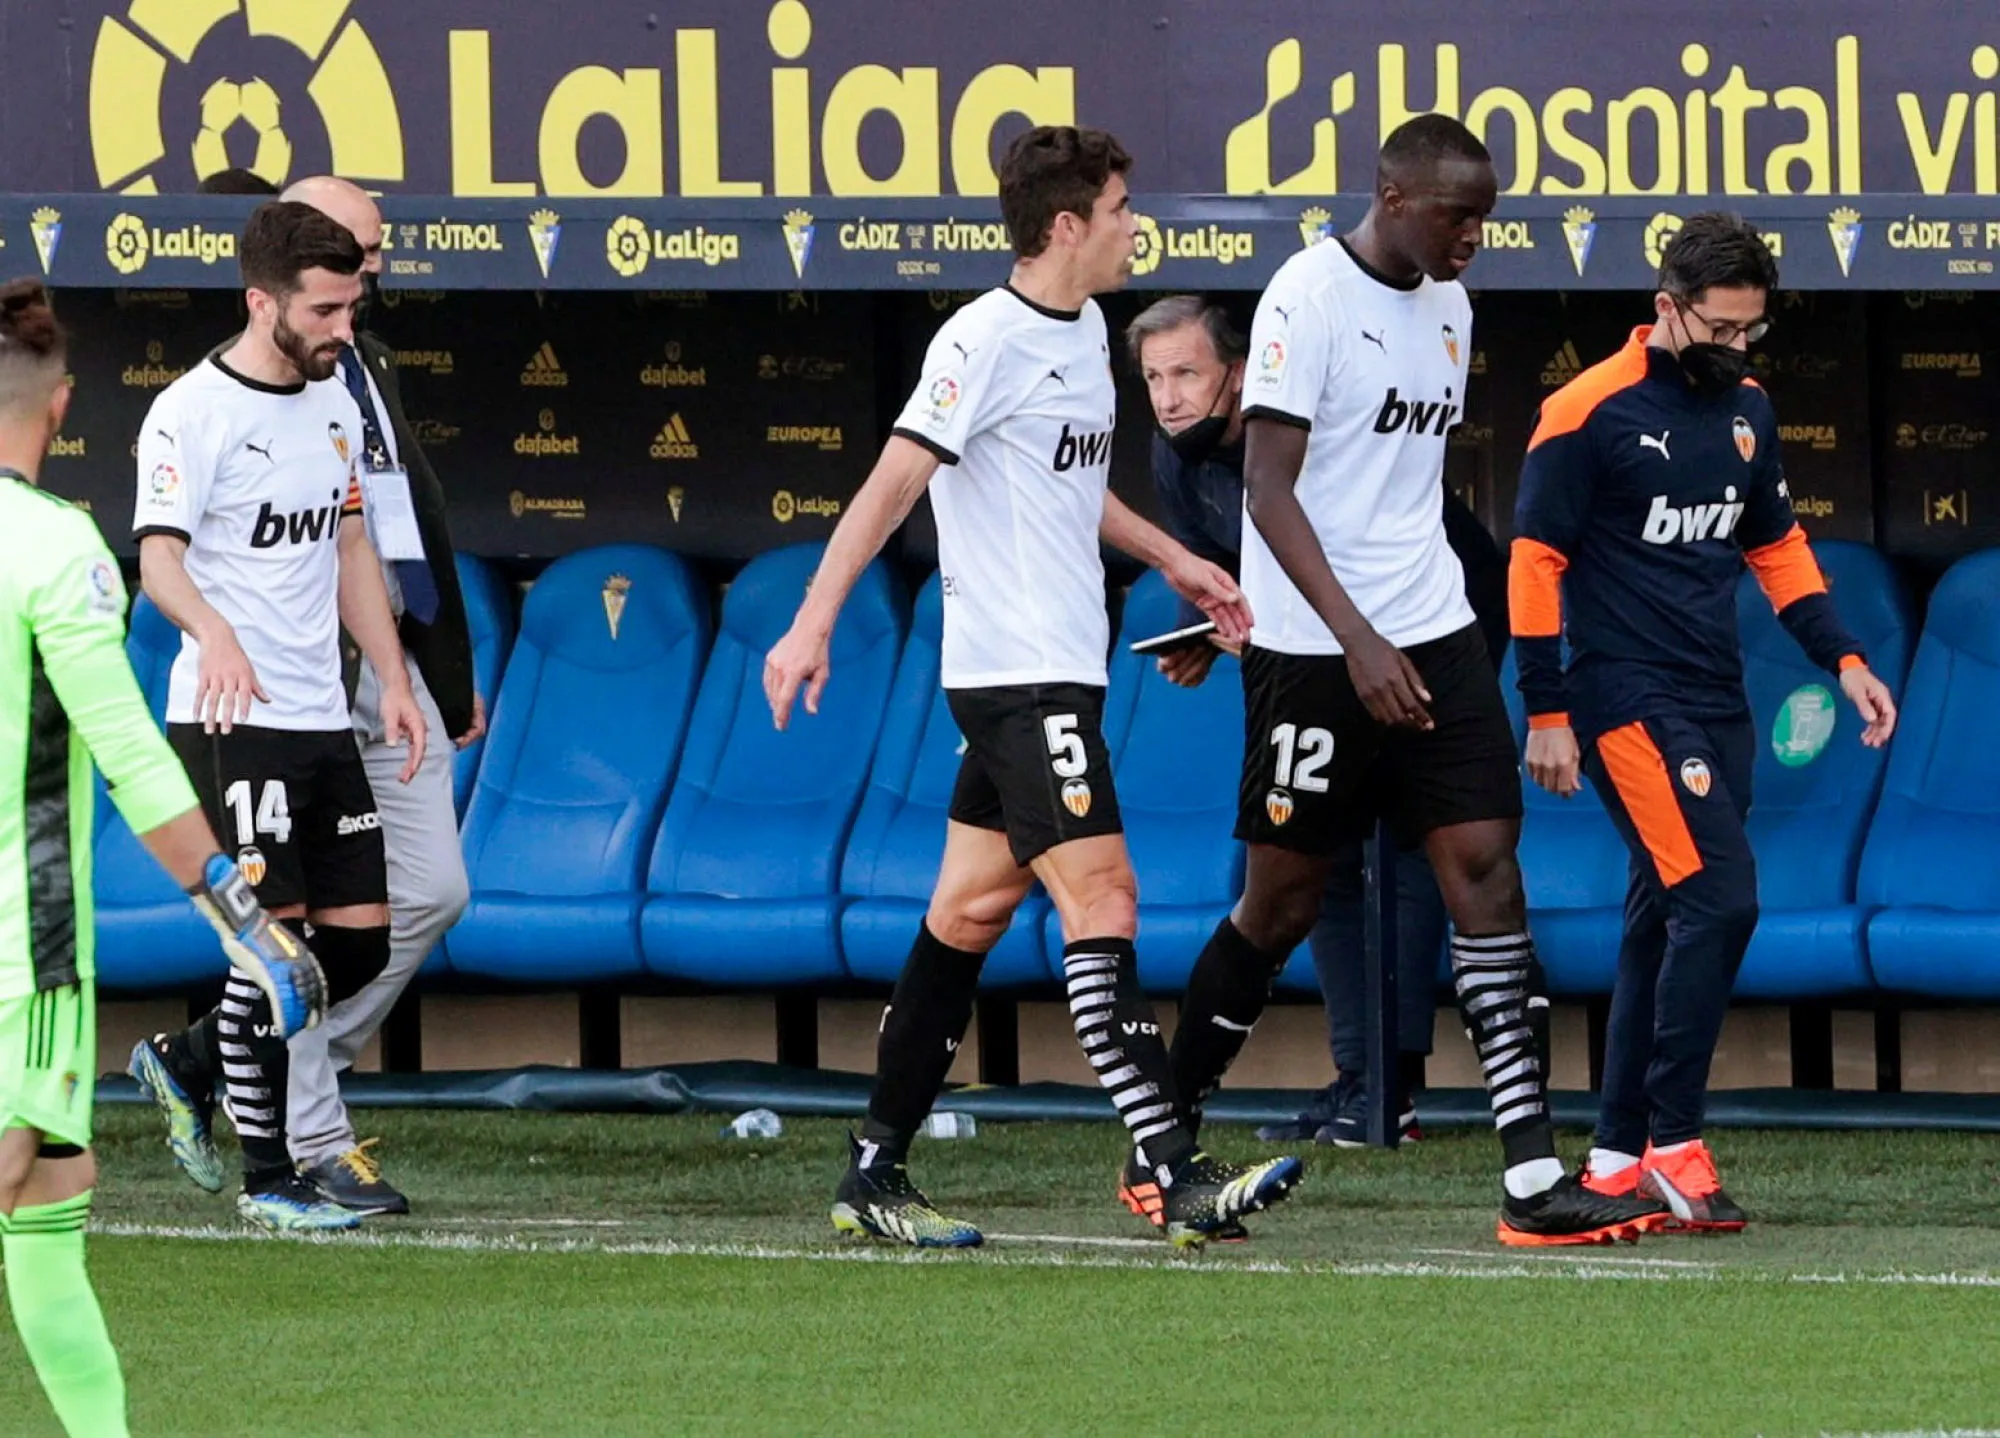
[842,572,964,899]
[1858,547,2000,912]
[461,545,710,897]
[1737,539,1911,907]
[452,552,517,812]
[651,542,905,900]
[94,593,183,906]
[1499,642,1631,910]
[1103,572,1242,906]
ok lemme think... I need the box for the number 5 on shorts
[1043,713,1097,820]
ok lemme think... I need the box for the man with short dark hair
[1160,113,1669,1245]
[765,126,1303,1250]
[1512,212,1897,1230]
[126,200,427,1233]
[1126,292,1509,1161]
[277,175,480,1217]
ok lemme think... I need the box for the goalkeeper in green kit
[0,277,327,1436]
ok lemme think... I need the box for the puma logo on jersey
[244,440,274,463]
[1639,430,1672,460]
[1052,422,1113,472]
[250,495,346,549]
[1642,486,1745,545]
[1045,366,1068,388]
[1272,303,1296,324]
[1371,387,1459,437]
[950,341,977,364]
[1361,329,1386,354]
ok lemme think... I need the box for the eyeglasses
[1675,298,1770,347]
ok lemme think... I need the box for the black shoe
[302,1139,410,1216]
[1118,1151,1248,1242]
[1160,1151,1303,1250]
[829,1133,982,1249]
[1256,1075,1350,1143]
[1318,1074,1421,1148]
[1497,1171,1669,1247]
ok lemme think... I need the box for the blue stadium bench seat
[93,593,223,993]
[451,551,517,817]
[448,546,710,983]
[1499,645,1632,996]
[1038,573,1265,992]
[841,573,1052,988]
[1734,540,1910,998]
[643,543,905,986]
[1859,548,2000,999]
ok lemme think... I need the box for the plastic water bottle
[920,1111,977,1139]
[721,1108,783,1139]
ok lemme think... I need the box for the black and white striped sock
[1062,937,1194,1176]
[1451,931,1561,1192]
[214,972,291,1188]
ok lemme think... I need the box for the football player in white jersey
[1170,116,1670,1245]
[764,125,1304,1250]
[126,202,427,1234]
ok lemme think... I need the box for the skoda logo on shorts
[238,845,268,886]
[1061,779,1092,819]
[1678,758,1713,798]
[1266,788,1295,826]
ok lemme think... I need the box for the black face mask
[355,270,381,331]
[1166,413,1231,465]
[1159,370,1237,464]
[1678,341,1748,395]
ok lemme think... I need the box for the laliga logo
[87,0,404,192]
[1131,213,1164,276]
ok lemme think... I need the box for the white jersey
[1240,239,1477,655]
[133,355,365,730]
[892,287,1117,690]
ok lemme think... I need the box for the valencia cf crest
[328,421,350,465]
[1441,324,1461,367]
[1266,788,1295,826]
[1061,779,1093,819]
[1732,415,1756,463]
[1678,757,1713,797]
[239,845,268,887]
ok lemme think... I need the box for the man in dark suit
[276,175,482,1215]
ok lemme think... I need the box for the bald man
[279,177,480,1215]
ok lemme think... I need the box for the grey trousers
[287,655,470,1167]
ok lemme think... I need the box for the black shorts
[167,724,388,912]
[1235,622,1522,853]
[946,682,1123,866]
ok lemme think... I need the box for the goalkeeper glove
[185,854,328,1039]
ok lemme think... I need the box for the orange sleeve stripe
[1744,525,1826,611]
[1526,328,1652,450]
[1839,653,1864,672]
[1594,723,1705,887]
[1528,712,1571,730]
[1508,537,1567,638]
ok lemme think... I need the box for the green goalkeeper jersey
[0,471,197,999]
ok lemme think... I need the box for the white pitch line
[89,1221,2000,1291]
[984,1232,1159,1249]
[1418,1246,1717,1270]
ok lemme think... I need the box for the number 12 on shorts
[1043,713,1095,819]
[1266,723,1332,828]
